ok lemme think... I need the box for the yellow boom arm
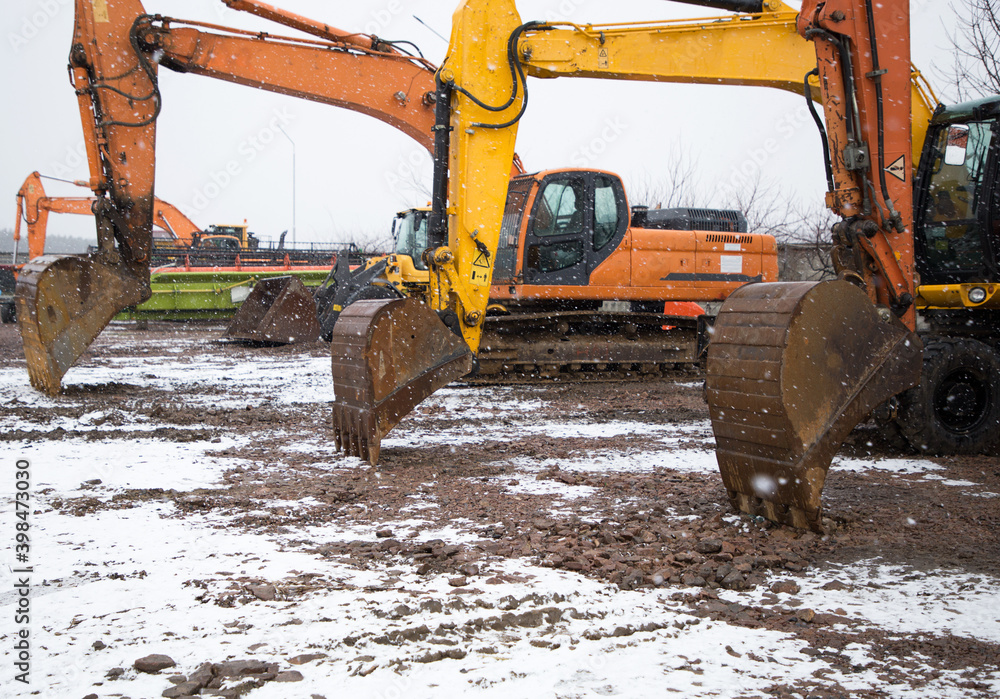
[517,5,935,170]
[433,0,939,355]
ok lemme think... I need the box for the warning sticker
[885,155,906,182]
[470,251,491,287]
[92,0,110,22]
[598,48,609,69]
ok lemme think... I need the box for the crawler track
[471,310,705,383]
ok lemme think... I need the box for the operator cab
[914,97,1000,286]
[494,171,628,286]
[391,208,431,270]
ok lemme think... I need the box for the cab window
[533,179,586,237]
[922,122,994,272]
[394,211,429,269]
[594,176,619,250]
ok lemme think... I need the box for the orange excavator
[14,0,470,393]
[14,171,201,261]
[305,169,774,370]
[13,172,345,272]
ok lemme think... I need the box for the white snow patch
[834,456,945,475]
[724,560,1000,645]
[2,437,245,497]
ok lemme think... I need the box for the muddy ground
[2,320,999,698]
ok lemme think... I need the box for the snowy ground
[2,322,999,698]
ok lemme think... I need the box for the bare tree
[946,0,1000,100]
[774,203,837,281]
[713,172,837,281]
[625,141,703,210]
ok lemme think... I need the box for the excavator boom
[517,5,935,172]
[15,172,201,262]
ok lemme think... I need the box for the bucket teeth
[706,281,922,530]
[331,402,378,464]
[330,298,474,465]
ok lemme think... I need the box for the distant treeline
[0,227,90,257]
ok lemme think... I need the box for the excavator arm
[329,0,525,463]
[705,0,923,529]
[18,0,525,396]
[16,0,159,395]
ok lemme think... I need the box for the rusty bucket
[223,276,320,344]
[706,280,922,530]
[16,254,148,395]
[330,298,474,464]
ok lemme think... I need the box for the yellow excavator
[329,0,1000,524]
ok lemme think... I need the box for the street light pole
[277,124,296,247]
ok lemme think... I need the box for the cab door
[915,118,1000,285]
[522,174,590,286]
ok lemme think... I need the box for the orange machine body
[490,169,778,305]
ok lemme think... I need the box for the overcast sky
[2,0,962,248]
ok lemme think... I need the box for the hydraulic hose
[804,69,835,192]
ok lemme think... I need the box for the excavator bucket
[16,254,148,395]
[706,280,922,530]
[330,298,474,464]
[223,276,321,344]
